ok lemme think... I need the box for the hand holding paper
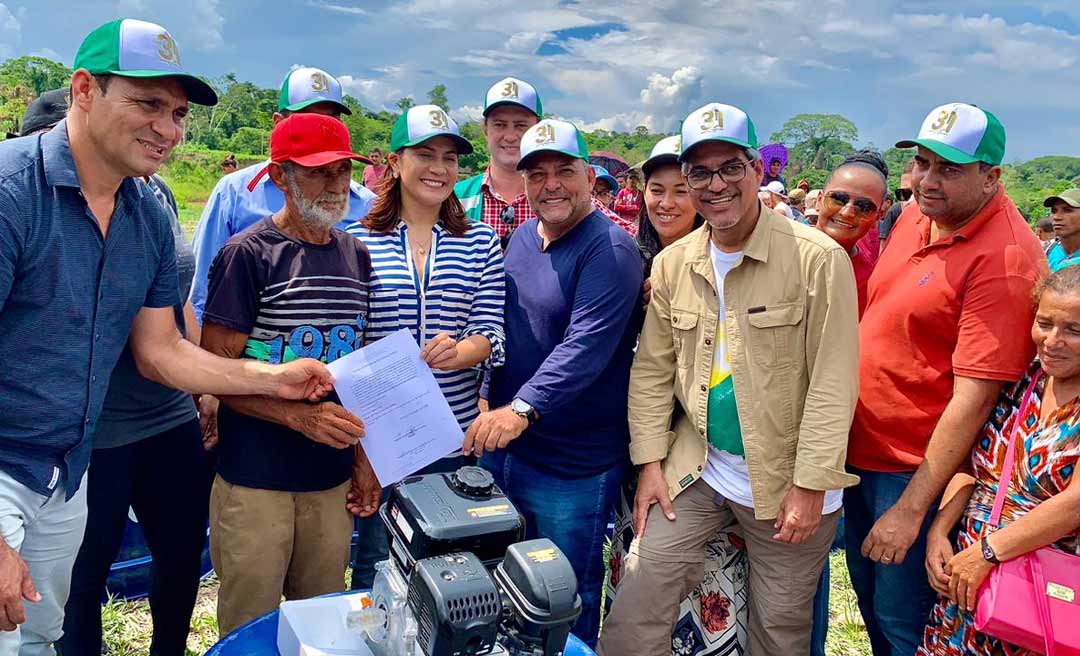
[326,328,462,487]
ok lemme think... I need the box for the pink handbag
[974,370,1080,656]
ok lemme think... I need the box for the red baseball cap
[247,113,373,191]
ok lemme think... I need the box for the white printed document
[326,328,463,486]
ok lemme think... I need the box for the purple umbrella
[759,143,788,171]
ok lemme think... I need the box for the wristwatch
[981,535,1000,564]
[510,398,539,425]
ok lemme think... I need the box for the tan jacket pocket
[746,303,803,368]
[670,309,699,370]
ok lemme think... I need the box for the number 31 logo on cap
[156,33,180,66]
[429,109,449,129]
[700,108,724,132]
[311,72,330,93]
[930,109,959,135]
[535,124,556,145]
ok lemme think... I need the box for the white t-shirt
[700,242,842,514]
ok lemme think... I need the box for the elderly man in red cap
[200,113,378,634]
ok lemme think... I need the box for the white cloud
[545,68,623,101]
[306,0,366,15]
[189,0,224,50]
[640,66,702,111]
[573,66,702,135]
[505,31,551,53]
[450,104,483,124]
[338,74,404,111]
[576,111,653,134]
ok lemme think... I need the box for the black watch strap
[981,536,1000,564]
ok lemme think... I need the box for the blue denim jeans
[349,455,473,591]
[480,449,627,649]
[844,468,938,656]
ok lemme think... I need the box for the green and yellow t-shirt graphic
[706,315,743,456]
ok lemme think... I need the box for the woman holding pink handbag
[919,265,1080,656]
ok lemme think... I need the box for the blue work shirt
[189,161,376,320]
[0,121,179,498]
[487,210,643,478]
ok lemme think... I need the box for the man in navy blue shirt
[465,118,643,648]
[0,20,335,655]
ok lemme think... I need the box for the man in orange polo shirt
[844,103,1048,656]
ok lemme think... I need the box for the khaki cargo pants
[209,475,352,635]
[599,479,838,656]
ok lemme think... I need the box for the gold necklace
[411,235,432,256]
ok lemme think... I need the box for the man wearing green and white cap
[1045,188,1080,272]
[601,102,859,655]
[453,77,626,248]
[0,19,336,656]
[188,66,375,322]
[467,118,643,647]
[454,76,542,242]
[847,103,1047,655]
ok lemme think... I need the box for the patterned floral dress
[605,477,749,656]
[919,362,1080,655]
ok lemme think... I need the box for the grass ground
[102,552,870,655]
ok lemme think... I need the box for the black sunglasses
[499,205,516,249]
[823,191,878,217]
[895,188,913,202]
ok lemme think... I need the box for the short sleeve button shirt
[0,121,179,498]
[850,188,1048,472]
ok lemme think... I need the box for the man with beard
[189,66,374,322]
[200,114,374,634]
[599,102,859,655]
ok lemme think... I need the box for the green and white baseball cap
[389,104,473,154]
[641,135,681,178]
[896,102,1005,166]
[679,102,758,162]
[483,77,543,118]
[73,19,217,106]
[516,119,589,170]
[1044,188,1080,209]
[278,67,350,115]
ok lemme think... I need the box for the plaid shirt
[477,170,637,243]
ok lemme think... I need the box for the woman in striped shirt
[346,104,505,448]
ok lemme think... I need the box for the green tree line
[0,55,1077,221]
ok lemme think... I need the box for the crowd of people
[0,16,1078,656]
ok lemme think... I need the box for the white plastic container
[276,593,376,656]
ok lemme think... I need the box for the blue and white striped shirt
[346,219,506,431]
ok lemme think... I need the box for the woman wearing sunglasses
[815,150,890,318]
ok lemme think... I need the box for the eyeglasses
[895,188,913,202]
[823,191,878,217]
[499,205,516,249]
[685,160,752,190]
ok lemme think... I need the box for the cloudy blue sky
[3,0,1079,161]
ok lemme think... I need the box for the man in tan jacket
[599,103,861,655]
